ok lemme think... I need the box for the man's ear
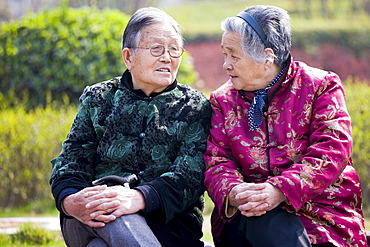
[122,48,133,70]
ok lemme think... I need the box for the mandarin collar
[120,70,177,97]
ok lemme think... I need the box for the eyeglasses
[132,44,184,58]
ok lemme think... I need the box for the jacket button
[139,133,146,138]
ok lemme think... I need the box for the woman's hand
[228,182,286,217]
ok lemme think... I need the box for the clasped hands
[62,185,145,227]
[228,182,286,217]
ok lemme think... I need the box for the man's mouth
[157,68,170,72]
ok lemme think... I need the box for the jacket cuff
[57,188,79,219]
[224,194,238,218]
[135,184,161,214]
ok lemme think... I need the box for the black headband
[236,11,270,48]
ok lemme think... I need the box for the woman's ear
[122,48,133,70]
[264,48,275,68]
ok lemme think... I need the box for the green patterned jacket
[50,70,211,246]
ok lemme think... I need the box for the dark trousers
[224,207,312,247]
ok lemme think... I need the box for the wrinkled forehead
[221,31,243,52]
[139,23,183,46]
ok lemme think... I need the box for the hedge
[0,79,369,215]
[0,4,198,109]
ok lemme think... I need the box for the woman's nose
[223,60,232,70]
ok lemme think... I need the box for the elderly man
[50,7,211,247]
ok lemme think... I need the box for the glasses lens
[150,45,164,57]
[149,45,183,58]
[169,46,183,58]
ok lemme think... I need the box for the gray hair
[221,5,291,67]
[122,7,183,50]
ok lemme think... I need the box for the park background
[0,0,370,245]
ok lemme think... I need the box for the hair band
[236,11,270,48]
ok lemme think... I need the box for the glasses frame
[131,44,184,58]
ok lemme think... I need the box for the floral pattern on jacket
[203,59,367,247]
[50,71,211,246]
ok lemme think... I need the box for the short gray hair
[221,5,291,67]
[122,7,183,50]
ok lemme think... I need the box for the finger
[249,202,269,212]
[86,198,120,210]
[84,190,118,201]
[86,219,106,228]
[83,185,107,192]
[238,201,267,212]
[94,214,117,222]
[241,210,267,217]
[235,190,269,201]
[239,192,269,202]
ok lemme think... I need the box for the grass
[0,223,64,247]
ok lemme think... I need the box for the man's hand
[62,185,114,227]
[62,185,146,227]
[228,182,286,217]
[85,186,145,222]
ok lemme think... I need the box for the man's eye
[169,46,179,51]
[151,45,162,51]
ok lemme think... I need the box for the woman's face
[122,23,182,96]
[221,30,269,91]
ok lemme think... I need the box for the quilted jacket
[50,70,211,247]
[204,58,367,247]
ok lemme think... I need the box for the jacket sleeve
[268,72,353,210]
[203,93,244,221]
[49,86,99,215]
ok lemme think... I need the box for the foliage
[344,79,370,215]
[0,4,198,109]
[167,0,370,58]
[10,223,62,246]
[0,94,77,208]
[0,79,369,213]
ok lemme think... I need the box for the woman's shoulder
[210,80,238,101]
[291,60,341,85]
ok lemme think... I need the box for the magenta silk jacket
[204,58,367,246]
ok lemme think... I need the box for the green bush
[10,223,61,245]
[0,4,198,109]
[0,95,77,208]
[344,80,370,215]
[0,79,369,214]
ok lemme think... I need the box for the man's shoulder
[79,77,121,103]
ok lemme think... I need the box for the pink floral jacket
[204,59,367,247]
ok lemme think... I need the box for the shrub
[0,79,369,214]
[0,95,77,208]
[344,79,370,214]
[11,223,61,245]
[0,4,198,109]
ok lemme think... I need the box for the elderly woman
[204,5,367,247]
[50,7,211,247]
